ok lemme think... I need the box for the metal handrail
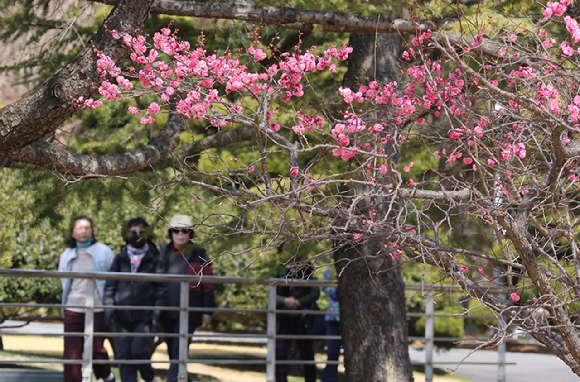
[0,268,511,382]
[0,269,504,291]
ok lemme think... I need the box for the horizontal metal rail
[0,268,503,292]
[0,359,517,366]
[0,359,342,365]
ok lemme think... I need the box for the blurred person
[275,264,320,382]
[103,217,165,382]
[320,268,341,382]
[159,215,215,382]
[58,215,116,382]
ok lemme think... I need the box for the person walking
[159,215,215,382]
[58,215,116,382]
[103,217,165,382]
[275,265,320,382]
[320,268,341,382]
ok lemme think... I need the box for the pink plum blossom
[544,1,568,18]
[292,124,305,135]
[561,41,574,56]
[147,102,160,115]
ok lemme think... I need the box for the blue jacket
[58,242,115,307]
[322,269,339,322]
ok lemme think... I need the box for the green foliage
[0,1,106,87]
[0,169,63,321]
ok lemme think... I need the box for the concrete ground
[2,320,579,381]
[409,347,579,382]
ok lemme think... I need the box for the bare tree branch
[176,124,255,158]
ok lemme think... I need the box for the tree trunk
[335,241,413,381]
[335,32,413,382]
[343,33,402,88]
[335,241,413,382]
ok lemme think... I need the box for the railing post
[425,289,434,382]
[266,285,276,382]
[178,281,190,381]
[493,267,506,382]
[82,278,95,382]
[497,315,507,382]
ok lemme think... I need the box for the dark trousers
[321,320,342,382]
[163,318,198,382]
[63,310,111,382]
[275,318,316,382]
[114,319,155,382]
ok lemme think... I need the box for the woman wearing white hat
[158,215,215,382]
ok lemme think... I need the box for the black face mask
[129,232,147,248]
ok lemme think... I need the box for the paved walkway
[2,321,579,381]
[409,347,578,382]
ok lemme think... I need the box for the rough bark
[0,0,154,154]
[335,242,413,382]
[343,32,402,88]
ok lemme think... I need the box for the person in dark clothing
[103,217,166,382]
[159,215,215,382]
[275,265,320,382]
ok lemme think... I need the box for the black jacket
[276,267,320,322]
[158,243,215,325]
[103,244,167,323]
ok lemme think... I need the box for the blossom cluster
[84,16,580,218]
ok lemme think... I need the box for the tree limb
[5,114,183,176]
[89,0,447,34]
[0,0,154,154]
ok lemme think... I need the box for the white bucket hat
[169,215,192,229]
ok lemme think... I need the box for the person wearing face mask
[103,217,166,382]
[158,215,215,382]
[59,215,116,382]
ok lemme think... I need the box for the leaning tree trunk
[335,32,413,382]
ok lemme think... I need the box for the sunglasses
[130,230,146,236]
[172,229,192,234]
